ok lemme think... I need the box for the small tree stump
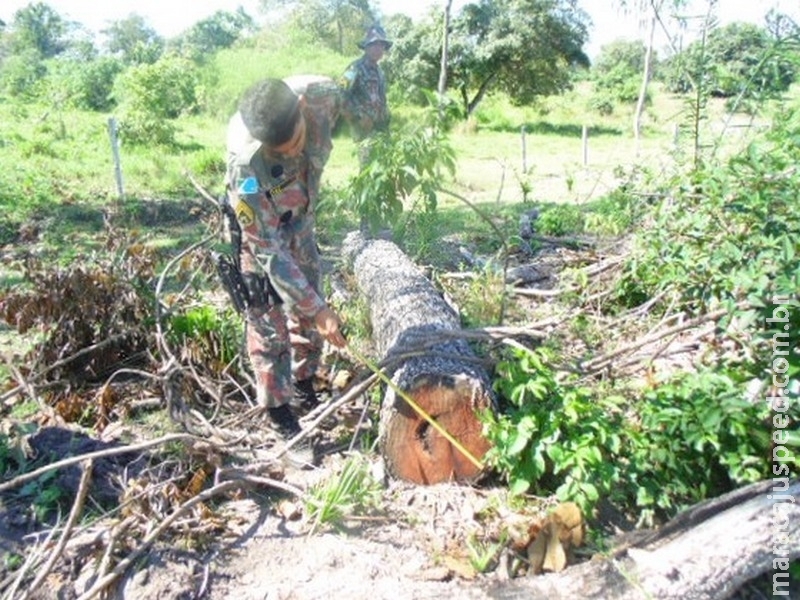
[342,232,496,484]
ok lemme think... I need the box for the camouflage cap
[358,24,392,50]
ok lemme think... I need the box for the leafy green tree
[172,9,255,62]
[47,55,123,111]
[592,39,655,104]
[384,0,590,118]
[0,47,46,97]
[260,0,375,54]
[663,21,797,101]
[9,2,69,58]
[101,13,164,65]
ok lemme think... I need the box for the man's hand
[314,306,347,348]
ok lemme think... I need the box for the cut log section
[487,479,800,599]
[342,231,496,484]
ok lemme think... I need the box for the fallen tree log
[342,232,496,485]
[487,479,800,599]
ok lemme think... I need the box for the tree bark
[487,479,800,599]
[342,231,496,485]
[633,13,656,144]
[437,0,453,114]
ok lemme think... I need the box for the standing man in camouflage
[340,23,392,165]
[225,75,347,462]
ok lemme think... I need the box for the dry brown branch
[153,232,218,366]
[276,373,380,459]
[579,304,745,375]
[0,433,196,494]
[95,516,138,582]
[75,467,305,600]
[528,234,595,248]
[217,472,305,498]
[0,334,131,404]
[186,171,223,208]
[20,460,94,600]
[513,286,575,298]
[1,523,58,600]
[75,479,244,600]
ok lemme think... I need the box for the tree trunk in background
[342,231,495,485]
[438,0,453,116]
[487,480,800,599]
[633,14,656,144]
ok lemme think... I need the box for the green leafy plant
[614,106,800,379]
[466,531,507,573]
[166,304,243,374]
[112,56,199,145]
[628,371,779,520]
[483,347,793,520]
[304,455,382,534]
[484,348,625,512]
[536,204,585,237]
[18,469,64,522]
[347,110,456,235]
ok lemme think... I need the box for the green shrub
[113,56,200,145]
[614,106,800,379]
[536,204,584,237]
[47,56,124,111]
[484,347,795,521]
[0,49,47,98]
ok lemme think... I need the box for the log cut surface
[342,232,496,484]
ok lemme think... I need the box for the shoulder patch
[235,199,255,227]
[237,176,259,195]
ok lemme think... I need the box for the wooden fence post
[107,117,124,202]
[521,125,527,173]
[582,125,588,166]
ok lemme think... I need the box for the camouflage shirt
[340,55,389,140]
[225,75,340,318]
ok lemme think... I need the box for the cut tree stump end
[381,374,493,485]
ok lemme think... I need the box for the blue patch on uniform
[237,177,259,195]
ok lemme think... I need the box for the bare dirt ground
[0,422,565,600]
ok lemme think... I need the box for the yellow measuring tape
[347,345,485,471]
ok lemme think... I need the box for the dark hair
[238,79,301,147]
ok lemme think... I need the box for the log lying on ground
[487,479,800,599]
[342,231,496,484]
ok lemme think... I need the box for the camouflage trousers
[243,219,323,408]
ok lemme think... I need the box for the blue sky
[1,0,798,60]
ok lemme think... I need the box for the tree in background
[171,9,256,63]
[111,55,199,145]
[592,39,655,109]
[8,2,70,58]
[101,14,164,65]
[0,3,74,98]
[662,20,798,111]
[259,0,376,54]
[384,0,590,119]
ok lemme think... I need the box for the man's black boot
[267,404,314,468]
[292,378,321,414]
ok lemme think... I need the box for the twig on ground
[276,373,380,459]
[1,522,59,600]
[21,460,94,600]
[0,434,196,494]
[75,479,245,600]
[0,334,132,404]
[579,303,747,376]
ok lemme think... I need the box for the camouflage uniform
[340,25,392,151]
[225,75,340,408]
[340,54,389,142]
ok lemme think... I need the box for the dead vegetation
[0,197,792,600]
